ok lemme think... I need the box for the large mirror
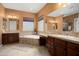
[8,18,18,32]
[47,3,79,33]
[46,17,58,33]
[3,18,19,32]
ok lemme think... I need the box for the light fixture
[13,16,18,19]
[62,3,70,7]
[7,15,18,19]
[58,3,62,6]
[7,15,12,18]
[58,3,69,8]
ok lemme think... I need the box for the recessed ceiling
[48,3,79,17]
[2,3,46,13]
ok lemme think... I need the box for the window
[74,18,79,32]
[38,16,44,32]
[23,17,34,31]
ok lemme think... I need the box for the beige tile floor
[0,43,50,56]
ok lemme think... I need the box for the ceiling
[2,3,46,13]
[48,3,79,17]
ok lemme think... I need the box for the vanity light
[7,15,13,18]
[7,15,18,19]
[58,3,62,6]
[12,16,18,19]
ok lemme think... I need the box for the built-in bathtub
[19,35,40,45]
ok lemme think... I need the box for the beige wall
[0,4,5,17]
[0,4,5,45]
[0,17,3,45]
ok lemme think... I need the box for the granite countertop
[48,34,79,44]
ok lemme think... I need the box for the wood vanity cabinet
[2,33,19,45]
[67,42,79,56]
[54,39,67,56]
[47,36,79,56]
[47,36,55,55]
[39,36,47,46]
[47,36,66,56]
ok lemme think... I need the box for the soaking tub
[19,35,40,45]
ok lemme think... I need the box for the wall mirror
[47,19,58,32]
[8,18,18,32]
[3,18,19,32]
[47,3,79,32]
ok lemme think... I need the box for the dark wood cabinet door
[39,36,46,46]
[55,46,66,56]
[67,48,77,56]
[2,34,8,44]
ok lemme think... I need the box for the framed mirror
[8,18,18,32]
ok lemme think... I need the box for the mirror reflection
[47,3,79,32]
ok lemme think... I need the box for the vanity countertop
[48,34,79,44]
[38,33,48,37]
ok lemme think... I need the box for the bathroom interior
[0,3,79,56]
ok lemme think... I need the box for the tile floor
[0,43,50,56]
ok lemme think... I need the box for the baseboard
[0,44,3,47]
